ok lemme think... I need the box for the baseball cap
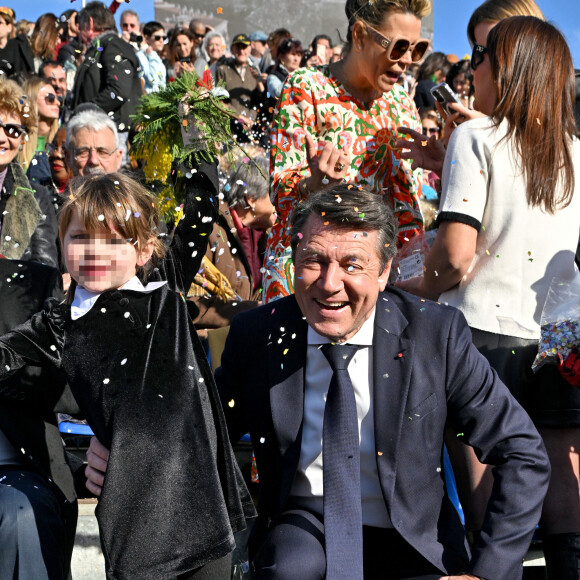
[249,31,268,42]
[231,33,251,47]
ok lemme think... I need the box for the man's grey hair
[223,156,269,209]
[120,9,140,24]
[65,110,120,151]
[204,31,226,54]
[290,185,398,270]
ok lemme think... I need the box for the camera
[129,32,143,44]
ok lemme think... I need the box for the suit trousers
[252,508,443,579]
[0,467,77,580]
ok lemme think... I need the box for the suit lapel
[373,292,415,504]
[268,296,308,456]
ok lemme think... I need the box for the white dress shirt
[290,308,392,527]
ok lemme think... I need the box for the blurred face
[294,216,390,342]
[120,13,139,34]
[0,111,24,172]
[355,12,423,97]
[206,37,224,62]
[43,64,67,97]
[191,23,206,47]
[0,16,12,43]
[146,28,165,53]
[472,22,497,116]
[67,127,122,177]
[316,38,332,63]
[251,40,266,56]
[232,42,251,65]
[247,194,276,230]
[68,12,78,36]
[421,117,440,139]
[280,50,302,73]
[176,34,192,58]
[64,209,147,293]
[452,72,471,99]
[37,85,61,121]
[48,127,71,186]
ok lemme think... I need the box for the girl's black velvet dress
[0,161,256,579]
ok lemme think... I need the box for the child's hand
[85,436,110,497]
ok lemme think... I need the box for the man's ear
[378,258,393,291]
[136,238,156,267]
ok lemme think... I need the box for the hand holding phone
[430,82,461,117]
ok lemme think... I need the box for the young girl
[0,167,256,579]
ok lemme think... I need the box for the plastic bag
[532,274,580,386]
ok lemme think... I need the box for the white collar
[307,307,376,346]
[70,276,167,320]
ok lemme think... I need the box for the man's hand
[393,127,446,175]
[85,436,110,496]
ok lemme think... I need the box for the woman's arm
[399,220,477,300]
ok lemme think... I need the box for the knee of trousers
[0,484,35,539]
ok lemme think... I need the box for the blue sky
[19,0,580,67]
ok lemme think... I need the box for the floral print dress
[263,65,424,302]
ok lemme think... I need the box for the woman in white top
[401,16,580,577]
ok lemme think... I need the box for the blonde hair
[59,173,167,282]
[18,76,59,170]
[467,0,544,44]
[0,78,34,161]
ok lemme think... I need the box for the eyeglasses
[44,93,63,105]
[152,34,166,41]
[422,127,440,136]
[0,120,26,139]
[121,22,138,30]
[471,44,488,71]
[73,146,117,161]
[366,25,430,63]
[45,142,65,156]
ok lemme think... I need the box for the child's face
[64,208,151,293]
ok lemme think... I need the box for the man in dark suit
[86,185,550,579]
[0,258,78,579]
[215,185,550,580]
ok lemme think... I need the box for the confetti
[217,6,223,14]
[97,214,105,221]
[103,378,110,384]
[121,358,127,365]
[228,399,235,408]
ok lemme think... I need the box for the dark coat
[0,161,59,268]
[0,161,256,579]
[72,31,143,131]
[0,34,34,77]
[216,288,551,580]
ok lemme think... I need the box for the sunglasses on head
[471,44,487,71]
[0,120,26,139]
[44,93,63,105]
[366,24,430,63]
[152,34,166,41]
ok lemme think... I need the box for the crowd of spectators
[0,0,579,578]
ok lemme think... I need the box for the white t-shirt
[438,117,580,339]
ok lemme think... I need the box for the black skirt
[470,327,580,429]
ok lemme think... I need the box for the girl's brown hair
[30,13,61,60]
[487,16,575,213]
[59,173,167,281]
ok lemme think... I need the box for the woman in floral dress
[263,0,431,302]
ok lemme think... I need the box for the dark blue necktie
[321,343,363,579]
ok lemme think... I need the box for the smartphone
[179,57,192,63]
[430,82,461,116]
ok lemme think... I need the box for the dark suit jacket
[216,288,550,580]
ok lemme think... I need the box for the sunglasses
[422,127,440,136]
[44,93,63,105]
[0,120,26,139]
[152,34,166,41]
[366,25,430,63]
[471,44,488,71]
[193,33,205,39]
